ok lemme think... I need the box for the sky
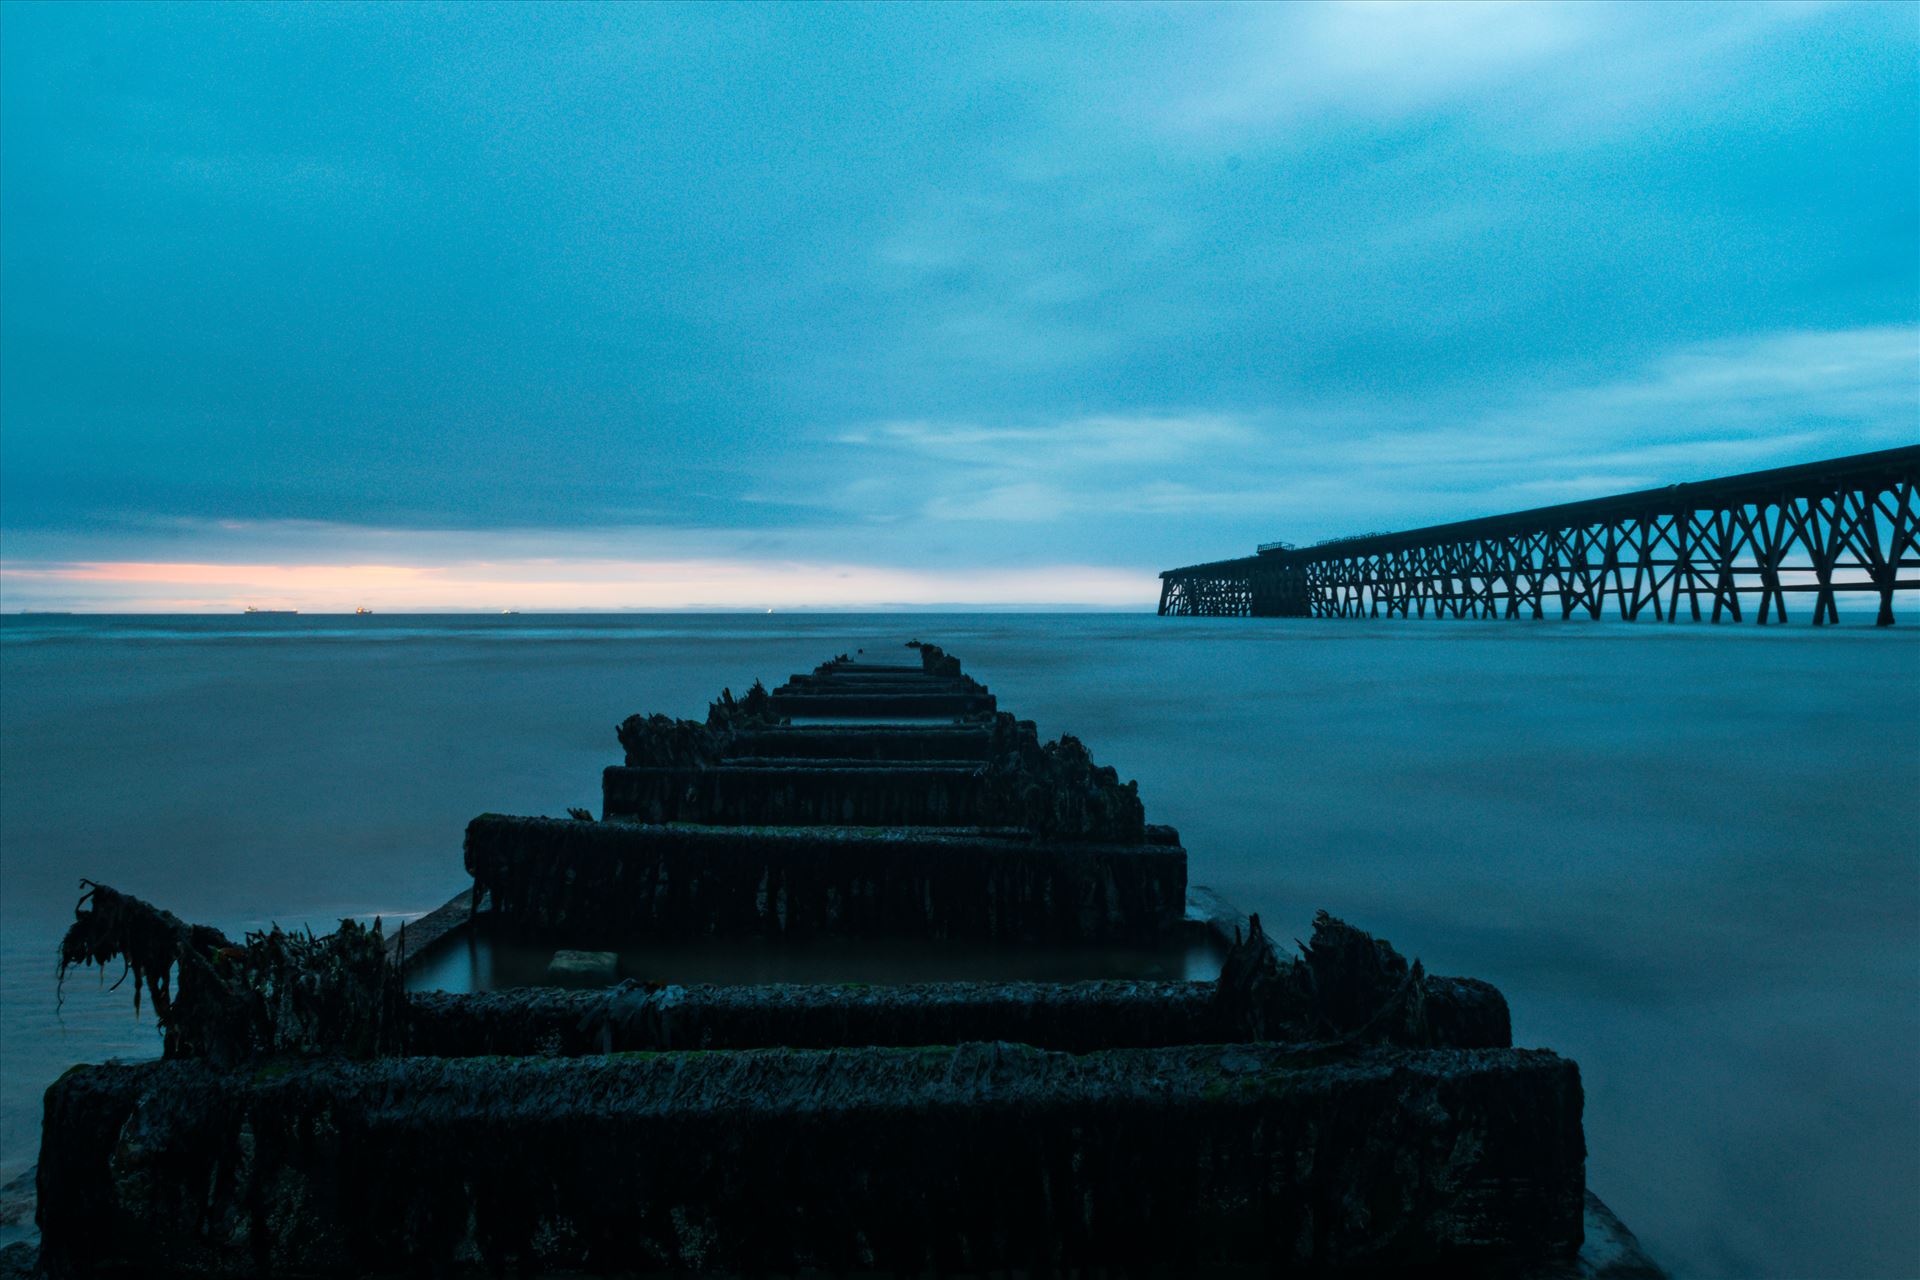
[1,1,1915,611]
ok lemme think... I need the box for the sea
[1,612,1914,1278]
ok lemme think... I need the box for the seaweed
[706,678,782,731]
[55,882,404,1066]
[906,638,962,678]
[615,679,786,767]
[1298,907,1423,1035]
[1214,910,1510,1049]
[56,880,237,1048]
[614,711,722,768]
[981,713,1146,843]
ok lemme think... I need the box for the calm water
[1,613,1914,1277]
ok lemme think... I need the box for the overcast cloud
[1,2,1913,608]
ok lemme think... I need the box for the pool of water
[404,924,1227,994]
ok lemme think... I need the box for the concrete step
[409,975,1511,1056]
[465,814,1187,943]
[38,1045,1584,1275]
[720,757,989,770]
[603,763,991,827]
[767,690,996,718]
[725,725,993,761]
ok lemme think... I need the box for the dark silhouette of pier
[1159,446,1919,625]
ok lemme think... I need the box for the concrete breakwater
[27,642,1661,1277]
[40,1046,1583,1277]
[466,816,1189,943]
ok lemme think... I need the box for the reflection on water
[405,926,1226,995]
[1,611,1915,1279]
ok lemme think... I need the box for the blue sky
[2,1,1914,609]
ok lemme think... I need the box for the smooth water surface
[405,932,1226,996]
[2,613,1915,1277]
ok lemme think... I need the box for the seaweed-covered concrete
[408,979,1218,1055]
[55,882,402,1067]
[906,639,963,677]
[48,885,1508,1063]
[465,814,1187,942]
[761,645,994,715]
[610,654,1147,843]
[724,723,993,761]
[602,763,992,826]
[1218,910,1512,1048]
[766,687,998,717]
[983,712,1147,843]
[407,912,1508,1057]
[38,1042,1584,1277]
[614,679,786,768]
[405,959,1509,1057]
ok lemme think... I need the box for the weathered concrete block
[465,815,1187,943]
[405,970,1512,1058]
[409,980,1220,1056]
[779,673,986,692]
[602,763,993,826]
[766,689,997,718]
[710,755,992,770]
[724,723,993,761]
[37,1043,1584,1277]
[544,949,617,985]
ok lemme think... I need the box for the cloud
[810,413,1264,525]
[0,4,1910,593]
[1168,2,1591,133]
[852,414,1255,469]
[1383,324,1918,478]
[923,483,1070,524]
[1154,1,1840,144]
[1,322,1905,609]
[790,323,1919,545]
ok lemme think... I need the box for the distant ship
[355,608,373,615]
[243,607,298,615]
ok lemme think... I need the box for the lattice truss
[1305,482,1917,625]
[1157,573,1251,617]
[1160,452,1919,625]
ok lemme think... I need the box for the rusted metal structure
[1159,445,1920,625]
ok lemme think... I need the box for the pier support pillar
[1250,563,1311,617]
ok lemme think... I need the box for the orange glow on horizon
[0,557,1159,611]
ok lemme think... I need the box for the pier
[1160,445,1919,624]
